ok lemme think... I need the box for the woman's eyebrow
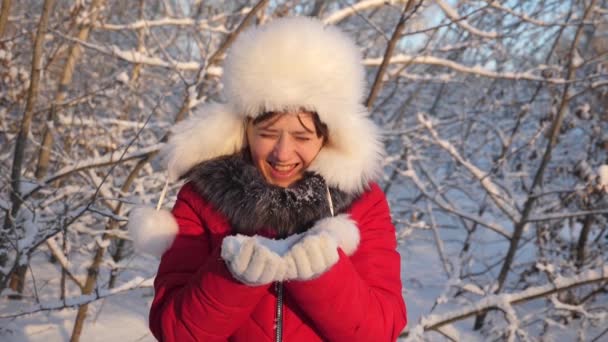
[258,126,279,133]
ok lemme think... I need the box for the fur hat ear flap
[127,207,178,257]
[162,102,245,181]
[309,112,384,194]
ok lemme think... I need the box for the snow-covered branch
[57,113,170,129]
[488,0,568,27]
[593,5,608,14]
[54,31,221,74]
[402,159,512,238]
[417,113,521,223]
[323,0,409,24]
[404,265,608,337]
[96,6,255,31]
[364,54,568,84]
[526,209,608,222]
[0,276,154,318]
[45,237,85,289]
[24,144,163,198]
[98,17,229,33]
[435,0,497,38]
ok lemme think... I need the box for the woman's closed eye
[294,136,312,142]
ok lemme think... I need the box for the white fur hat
[164,16,384,195]
[130,17,384,257]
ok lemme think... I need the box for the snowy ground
[1,227,602,341]
[1,238,433,342]
[0,250,158,342]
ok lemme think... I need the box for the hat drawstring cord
[156,176,170,211]
[325,184,334,217]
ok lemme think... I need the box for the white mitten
[284,232,339,281]
[307,214,360,256]
[221,234,287,285]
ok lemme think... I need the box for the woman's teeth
[272,163,297,171]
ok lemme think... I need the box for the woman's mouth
[268,161,299,179]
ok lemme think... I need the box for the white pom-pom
[127,207,178,257]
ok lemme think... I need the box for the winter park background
[1,0,608,341]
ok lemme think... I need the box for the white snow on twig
[435,0,498,38]
[488,1,564,27]
[323,0,409,24]
[461,283,486,296]
[0,277,154,318]
[405,265,608,336]
[527,208,608,222]
[593,6,608,14]
[22,144,163,198]
[97,17,229,33]
[591,80,608,89]
[46,237,85,289]
[57,113,170,129]
[364,54,567,84]
[401,159,511,238]
[417,113,520,222]
[54,31,222,75]
[17,215,39,251]
[95,6,254,31]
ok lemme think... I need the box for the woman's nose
[272,134,293,161]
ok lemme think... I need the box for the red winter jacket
[149,182,407,341]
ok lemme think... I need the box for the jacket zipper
[274,282,284,342]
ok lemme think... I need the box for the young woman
[129,17,407,341]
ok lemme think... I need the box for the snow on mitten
[221,234,287,286]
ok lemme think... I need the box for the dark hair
[252,110,329,144]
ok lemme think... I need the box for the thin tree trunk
[108,158,150,288]
[0,0,56,294]
[108,0,146,288]
[35,0,105,179]
[70,238,108,342]
[473,0,598,329]
[60,226,68,300]
[575,215,593,268]
[0,0,12,38]
[365,0,417,110]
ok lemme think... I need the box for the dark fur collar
[186,152,355,237]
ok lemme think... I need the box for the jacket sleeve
[284,183,407,341]
[149,183,270,341]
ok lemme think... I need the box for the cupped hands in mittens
[284,231,339,280]
[220,215,360,285]
[221,234,288,286]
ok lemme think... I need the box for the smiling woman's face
[246,111,325,188]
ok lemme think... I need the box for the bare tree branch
[0,276,153,318]
[0,0,11,38]
[404,265,608,336]
[435,0,497,38]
